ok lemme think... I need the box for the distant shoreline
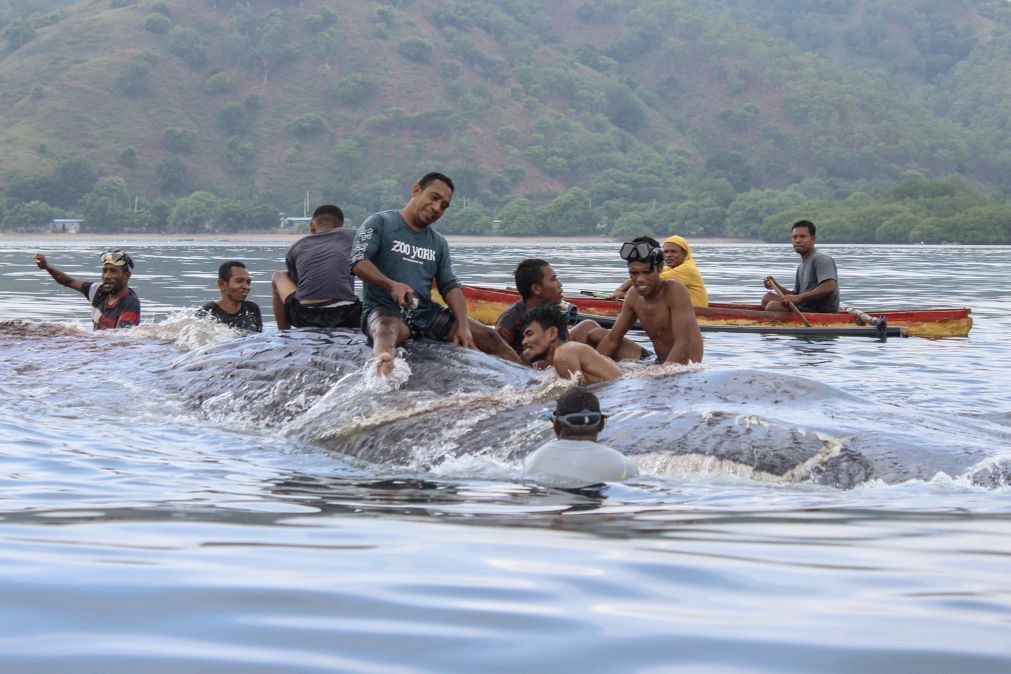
[0,231,759,244]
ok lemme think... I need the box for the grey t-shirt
[794,249,839,313]
[349,210,461,331]
[285,228,357,302]
[523,438,640,487]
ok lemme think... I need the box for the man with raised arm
[596,237,703,365]
[520,303,622,383]
[33,249,141,330]
[349,172,520,377]
[761,219,839,314]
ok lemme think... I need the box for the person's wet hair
[792,219,815,236]
[514,259,550,300]
[632,235,660,249]
[552,387,605,432]
[218,260,247,281]
[417,172,455,193]
[523,302,568,335]
[312,204,344,226]
[555,386,601,416]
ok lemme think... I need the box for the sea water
[0,239,1009,673]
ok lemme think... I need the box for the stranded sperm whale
[162,329,1011,489]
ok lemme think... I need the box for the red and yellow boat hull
[453,285,972,339]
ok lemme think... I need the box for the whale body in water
[163,329,1011,490]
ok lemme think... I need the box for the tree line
[3,156,1008,244]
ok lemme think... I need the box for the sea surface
[0,238,1009,673]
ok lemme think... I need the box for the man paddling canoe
[762,220,839,314]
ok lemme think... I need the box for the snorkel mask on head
[552,409,605,431]
[99,249,135,271]
[619,241,663,269]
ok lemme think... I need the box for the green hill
[0,0,1009,242]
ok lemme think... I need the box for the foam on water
[361,348,413,391]
[131,309,241,351]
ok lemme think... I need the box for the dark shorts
[285,295,362,329]
[795,300,839,314]
[361,305,455,345]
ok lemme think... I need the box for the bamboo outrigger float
[456,285,973,339]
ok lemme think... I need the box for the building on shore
[50,219,82,234]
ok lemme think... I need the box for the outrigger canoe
[456,285,972,339]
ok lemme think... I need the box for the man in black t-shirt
[199,260,262,332]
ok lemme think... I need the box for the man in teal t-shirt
[349,172,521,377]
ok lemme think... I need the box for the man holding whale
[349,172,520,377]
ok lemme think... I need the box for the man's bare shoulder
[661,279,692,306]
[559,341,613,363]
[559,341,600,357]
[622,287,644,309]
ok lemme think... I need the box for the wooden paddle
[767,276,812,327]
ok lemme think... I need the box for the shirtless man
[349,172,520,376]
[596,237,703,365]
[521,303,622,383]
[496,258,645,362]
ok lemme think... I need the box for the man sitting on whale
[271,204,361,331]
[349,172,521,377]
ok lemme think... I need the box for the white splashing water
[362,348,412,391]
[131,310,238,351]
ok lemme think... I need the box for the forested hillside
[0,0,1009,242]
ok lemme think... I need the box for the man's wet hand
[391,283,416,307]
[452,323,476,350]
